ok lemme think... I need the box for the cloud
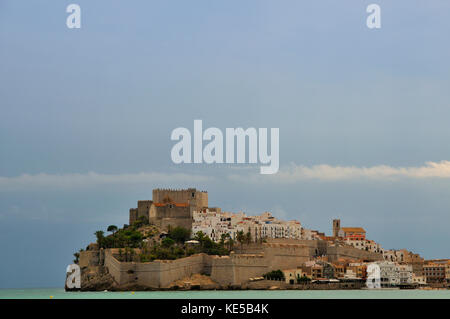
[3,160,450,191]
[228,160,450,183]
[0,171,213,192]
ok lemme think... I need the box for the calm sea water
[0,288,449,299]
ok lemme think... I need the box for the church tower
[332,219,341,238]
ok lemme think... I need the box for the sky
[1,1,450,288]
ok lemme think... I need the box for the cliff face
[75,247,113,291]
[80,268,115,291]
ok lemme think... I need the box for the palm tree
[236,230,245,250]
[245,231,252,244]
[219,233,228,246]
[94,230,105,247]
[194,231,206,247]
[227,237,234,251]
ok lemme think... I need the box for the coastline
[2,288,450,300]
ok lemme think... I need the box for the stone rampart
[104,250,210,288]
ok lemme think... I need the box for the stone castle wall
[264,243,310,270]
[98,239,383,289]
[159,217,193,231]
[152,188,208,208]
[104,250,211,288]
[137,200,153,218]
[266,238,382,262]
[266,238,328,256]
[129,188,208,226]
[149,204,193,230]
[326,245,383,262]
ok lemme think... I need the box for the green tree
[263,270,285,281]
[168,226,191,243]
[219,233,227,246]
[133,216,149,228]
[297,275,311,284]
[161,237,175,248]
[194,231,207,247]
[107,225,118,235]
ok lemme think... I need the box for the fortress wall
[150,204,193,230]
[103,244,379,288]
[196,192,208,208]
[202,254,213,275]
[233,243,265,254]
[231,254,268,285]
[137,200,152,220]
[129,208,138,225]
[210,256,235,285]
[79,250,99,268]
[327,246,383,262]
[263,243,311,270]
[153,189,189,203]
[104,250,137,286]
[152,189,208,208]
[104,250,209,288]
[266,238,328,256]
[153,189,194,203]
[210,254,268,286]
[154,254,207,288]
[103,244,382,288]
[209,245,313,286]
[159,217,193,231]
[156,206,191,219]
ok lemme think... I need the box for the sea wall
[264,243,310,270]
[210,243,310,286]
[104,250,211,288]
[99,239,383,289]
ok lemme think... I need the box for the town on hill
[71,188,450,291]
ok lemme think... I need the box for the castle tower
[129,188,209,230]
[332,219,341,238]
[152,188,208,209]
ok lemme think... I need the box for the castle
[128,188,209,230]
[75,189,443,290]
[77,189,393,290]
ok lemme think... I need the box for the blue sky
[1,1,450,288]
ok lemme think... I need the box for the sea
[0,288,449,299]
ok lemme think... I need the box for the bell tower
[332,219,341,237]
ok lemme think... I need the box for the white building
[375,261,400,287]
[192,209,304,242]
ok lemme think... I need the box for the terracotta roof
[341,227,366,233]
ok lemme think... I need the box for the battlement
[153,188,208,193]
[152,188,208,209]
